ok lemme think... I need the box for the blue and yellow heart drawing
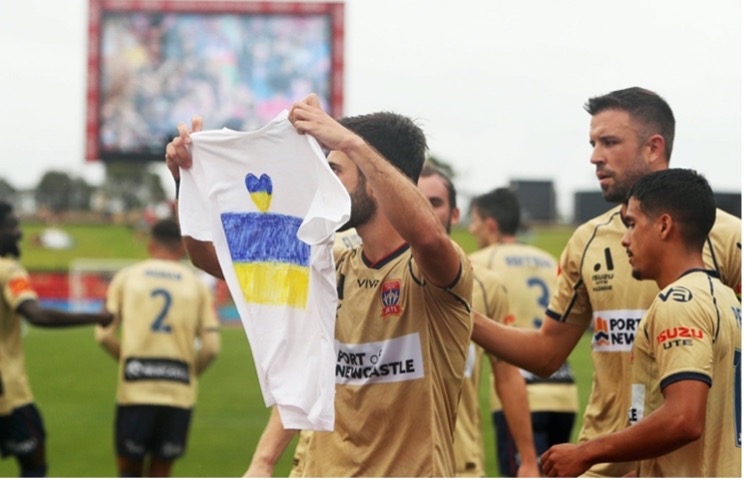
[245,173,273,213]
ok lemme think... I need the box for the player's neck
[357,218,406,264]
[149,246,183,262]
[655,251,706,289]
[486,233,516,246]
[497,234,518,245]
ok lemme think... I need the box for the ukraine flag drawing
[221,173,310,309]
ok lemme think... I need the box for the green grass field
[0,222,589,477]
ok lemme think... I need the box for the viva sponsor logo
[592,310,646,352]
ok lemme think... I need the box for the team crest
[380,279,402,317]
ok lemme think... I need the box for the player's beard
[338,177,376,232]
[600,152,650,204]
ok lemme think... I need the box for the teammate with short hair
[95,218,220,477]
[0,201,114,477]
[471,87,741,477]
[542,168,741,477]
[166,94,473,477]
[418,165,538,478]
[469,187,578,476]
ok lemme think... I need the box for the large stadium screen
[85,0,344,162]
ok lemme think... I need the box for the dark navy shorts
[0,403,46,458]
[493,410,575,477]
[116,404,192,461]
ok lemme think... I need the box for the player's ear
[658,213,673,240]
[451,207,461,226]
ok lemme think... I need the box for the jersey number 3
[527,277,550,329]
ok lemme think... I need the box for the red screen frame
[85,0,344,161]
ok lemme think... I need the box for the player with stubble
[470,87,741,477]
[542,169,740,477]
[165,94,474,477]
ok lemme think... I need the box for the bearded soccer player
[95,219,220,477]
[0,201,113,477]
[471,87,741,477]
[166,94,473,477]
[542,169,741,477]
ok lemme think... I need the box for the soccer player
[166,94,473,477]
[95,218,220,477]
[542,168,741,477]
[469,187,578,475]
[418,165,538,477]
[0,201,114,477]
[470,87,741,477]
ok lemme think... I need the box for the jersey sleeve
[647,291,716,390]
[546,228,593,328]
[105,268,127,319]
[710,210,742,299]
[409,240,473,310]
[1,262,37,310]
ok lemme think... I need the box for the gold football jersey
[548,207,741,477]
[301,241,473,477]
[470,243,578,414]
[630,270,741,477]
[454,265,512,477]
[103,259,219,408]
[0,257,37,414]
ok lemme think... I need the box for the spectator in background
[469,187,578,476]
[0,201,113,477]
[95,219,220,477]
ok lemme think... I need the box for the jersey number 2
[150,288,173,333]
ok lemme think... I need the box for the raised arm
[183,237,223,279]
[473,312,584,377]
[164,117,224,278]
[288,94,460,287]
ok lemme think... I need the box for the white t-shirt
[179,110,350,431]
